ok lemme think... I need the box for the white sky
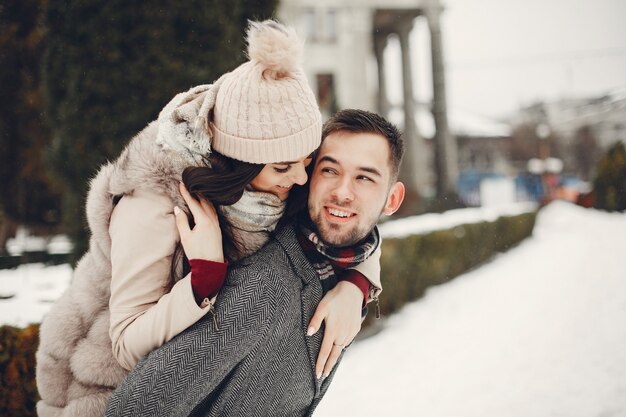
[386,0,626,122]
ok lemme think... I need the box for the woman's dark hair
[276,155,315,230]
[169,152,264,284]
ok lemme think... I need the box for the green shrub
[593,142,626,212]
[0,324,39,417]
[0,253,70,270]
[376,211,537,319]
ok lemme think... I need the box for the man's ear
[383,181,405,215]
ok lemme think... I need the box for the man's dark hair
[322,109,404,181]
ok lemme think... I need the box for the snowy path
[316,202,626,417]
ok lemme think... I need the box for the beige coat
[36,120,382,417]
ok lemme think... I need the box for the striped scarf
[297,215,380,293]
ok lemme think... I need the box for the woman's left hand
[307,280,363,379]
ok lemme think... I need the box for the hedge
[0,252,70,270]
[0,211,536,416]
[0,324,39,417]
[375,211,537,318]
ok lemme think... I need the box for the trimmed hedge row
[0,252,70,270]
[376,211,537,318]
[0,211,536,416]
[0,324,39,417]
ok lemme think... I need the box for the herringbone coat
[105,224,342,417]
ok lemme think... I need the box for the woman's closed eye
[273,165,291,173]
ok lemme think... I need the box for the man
[105,109,405,416]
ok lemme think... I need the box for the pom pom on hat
[247,20,304,78]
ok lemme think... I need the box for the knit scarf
[217,188,286,259]
[297,214,380,287]
[218,188,286,233]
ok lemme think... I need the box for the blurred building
[517,88,626,149]
[279,0,457,198]
[452,110,513,174]
[514,87,626,179]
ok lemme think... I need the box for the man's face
[308,130,403,247]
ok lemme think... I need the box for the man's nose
[331,177,355,203]
[290,162,308,186]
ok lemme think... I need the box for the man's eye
[357,175,373,182]
[273,166,290,173]
[321,167,336,175]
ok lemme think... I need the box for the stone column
[425,2,458,196]
[397,16,428,195]
[374,32,390,118]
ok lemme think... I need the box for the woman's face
[250,154,314,200]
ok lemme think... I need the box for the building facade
[279,0,457,198]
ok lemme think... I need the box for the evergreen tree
[0,0,62,252]
[594,142,626,212]
[42,0,276,262]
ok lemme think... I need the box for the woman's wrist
[189,259,228,305]
[338,270,370,305]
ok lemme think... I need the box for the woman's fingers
[173,206,190,237]
[199,198,219,223]
[178,182,203,220]
[323,344,345,378]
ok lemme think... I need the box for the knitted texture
[156,20,321,166]
[210,20,321,163]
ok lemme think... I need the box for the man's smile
[324,205,357,223]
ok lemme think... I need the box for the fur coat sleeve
[109,188,213,370]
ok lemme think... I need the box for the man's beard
[308,200,385,247]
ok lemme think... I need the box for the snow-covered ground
[0,263,72,328]
[1,201,624,416]
[317,201,626,417]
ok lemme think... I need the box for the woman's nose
[291,162,308,185]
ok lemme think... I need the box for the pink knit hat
[156,20,321,166]
[210,20,321,164]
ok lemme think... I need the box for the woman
[36,20,381,417]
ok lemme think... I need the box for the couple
[36,20,404,417]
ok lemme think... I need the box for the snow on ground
[316,201,626,417]
[0,264,72,328]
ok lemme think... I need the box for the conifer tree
[42,0,276,261]
[0,0,62,252]
[594,142,626,212]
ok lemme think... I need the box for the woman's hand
[174,182,224,262]
[307,280,364,379]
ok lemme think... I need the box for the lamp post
[536,123,551,160]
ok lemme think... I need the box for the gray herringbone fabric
[105,225,342,417]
